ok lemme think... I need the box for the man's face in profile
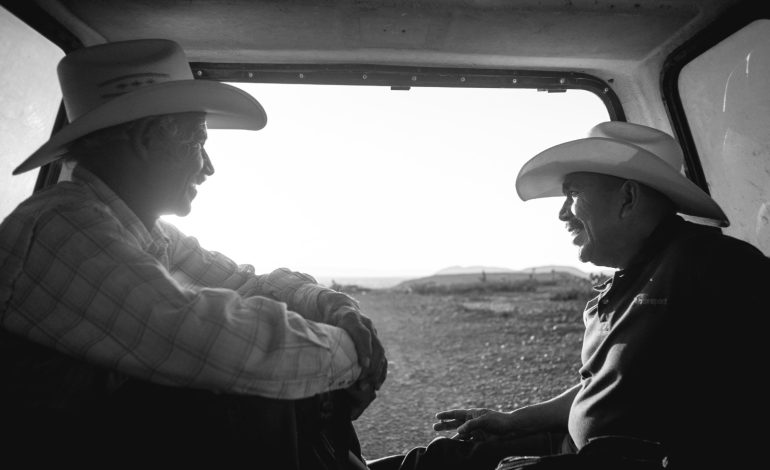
[558,172,624,267]
[146,113,213,217]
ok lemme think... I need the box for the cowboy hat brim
[515,137,729,227]
[13,79,267,175]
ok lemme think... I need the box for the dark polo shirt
[568,215,769,466]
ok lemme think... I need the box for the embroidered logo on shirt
[634,294,668,305]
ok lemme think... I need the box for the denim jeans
[367,432,573,470]
[1,328,364,469]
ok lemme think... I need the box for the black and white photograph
[1,1,768,469]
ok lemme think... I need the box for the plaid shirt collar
[71,165,171,256]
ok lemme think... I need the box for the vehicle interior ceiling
[21,0,742,134]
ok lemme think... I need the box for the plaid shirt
[0,166,360,399]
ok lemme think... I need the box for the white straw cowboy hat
[515,121,729,227]
[13,39,267,175]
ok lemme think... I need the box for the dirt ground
[351,289,587,460]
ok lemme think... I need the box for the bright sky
[164,83,610,280]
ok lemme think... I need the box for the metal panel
[192,64,625,121]
[678,19,770,253]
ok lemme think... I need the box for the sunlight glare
[164,83,609,283]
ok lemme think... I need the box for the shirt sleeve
[161,221,356,324]
[3,205,361,399]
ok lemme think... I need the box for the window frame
[6,3,623,190]
[192,62,624,121]
[660,0,770,200]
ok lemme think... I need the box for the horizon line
[315,265,614,279]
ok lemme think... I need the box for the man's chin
[579,249,616,269]
[170,203,193,217]
[577,245,593,264]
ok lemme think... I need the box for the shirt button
[601,298,609,305]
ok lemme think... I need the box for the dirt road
[351,289,586,460]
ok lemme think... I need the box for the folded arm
[163,222,387,391]
[2,207,361,400]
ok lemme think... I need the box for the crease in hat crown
[515,121,729,227]
[60,39,195,121]
[13,38,267,175]
[588,121,684,170]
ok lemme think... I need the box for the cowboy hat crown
[13,39,266,175]
[515,121,728,227]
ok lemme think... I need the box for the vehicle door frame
[3,2,625,193]
[661,0,770,196]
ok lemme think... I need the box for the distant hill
[434,265,590,278]
[317,276,411,289]
[434,265,515,275]
[395,265,590,291]
[519,265,590,279]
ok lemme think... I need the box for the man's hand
[336,308,387,389]
[318,291,388,391]
[433,408,514,441]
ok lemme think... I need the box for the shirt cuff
[326,324,362,390]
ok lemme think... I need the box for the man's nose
[558,198,572,221]
[202,148,215,176]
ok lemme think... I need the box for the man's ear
[618,180,640,218]
[127,119,153,162]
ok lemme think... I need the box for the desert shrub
[589,272,612,285]
[410,279,540,295]
[494,279,539,293]
[549,287,594,302]
[330,281,371,295]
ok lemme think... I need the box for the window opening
[164,83,610,284]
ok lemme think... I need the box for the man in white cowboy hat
[0,39,384,468]
[370,122,768,470]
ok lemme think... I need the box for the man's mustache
[566,219,584,232]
